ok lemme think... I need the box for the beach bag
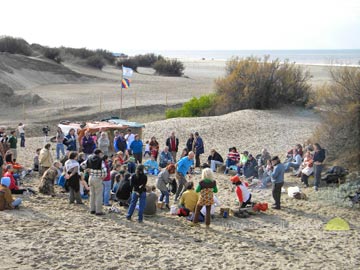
[253,202,268,212]
[170,205,178,215]
[301,167,313,176]
[288,186,300,198]
[57,174,66,188]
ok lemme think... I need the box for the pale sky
[1,0,360,51]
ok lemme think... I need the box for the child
[110,164,122,190]
[127,156,136,174]
[143,185,158,216]
[33,148,41,172]
[0,177,22,210]
[144,140,151,157]
[230,175,252,208]
[143,155,159,175]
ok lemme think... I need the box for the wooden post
[134,88,137,110]
[62,99,65,114]
[165,89,168,106]
[100,93,102,113]
[22,103,25,120]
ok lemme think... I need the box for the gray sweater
[156,170,171,192]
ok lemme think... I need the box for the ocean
[120,50,360,66]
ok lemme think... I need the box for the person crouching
[230,175,252,208]
[39,161,61,196]
[0,177,22,210]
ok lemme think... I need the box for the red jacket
[3,171,18,190]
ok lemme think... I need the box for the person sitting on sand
[243,154,258,179]
[144,155,159,175]
[156,164,176,209]
[224,147,240,174]
[300,151,314,188]
[116,173,131,207]
[143,185,158,216]
[260,160,273,188]
[3,164,35,195]
[0,177,22,211]
[159,146,173,168]
[231,175,252,208]
[207,149,224,172]
[110,164,121,190]
[39,161,62,196]
[257,148,271,179]
[285,144,303,163]
[179,181,199,214]
[192,168,218,227]
[284,149,302,172]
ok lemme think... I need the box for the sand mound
[0,53,91,91]
[144,107,321,158]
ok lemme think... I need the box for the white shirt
[18,125,25,134]
[125,133,135,149]
[65,159,80,174]
[145,143,150,151]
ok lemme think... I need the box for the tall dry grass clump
[0,36,32,56]
[311,67,360,169]
[213,56,311,114]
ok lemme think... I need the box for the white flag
[122,66,133,78]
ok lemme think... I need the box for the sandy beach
[1,57,359,270]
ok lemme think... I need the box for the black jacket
[130,173,147,193]
[166,137,179,152]
[208,152,224,163]
[116,136,127,152]
[186,138,194,152]
[116,179,132,200]
[86,155,102,170]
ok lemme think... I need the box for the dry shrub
[213,56,311,114]
[311,67,360,169]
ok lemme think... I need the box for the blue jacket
[65,134,77,151]
[144,159,159,170]
[176,156,194,176]
[271,163,285,183]
[130,140,143,154]
[194,137,204,155]
[159,151,173,168]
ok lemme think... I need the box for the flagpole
[120,65,123,118]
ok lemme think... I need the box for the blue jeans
[127,191,146,222]
[284,162,300,172]
[20,133,25,147]
[226,159,236,168]
[12,198,22,207]
[103,180,111,206]
[159,190,170,204]
[56,143,65,160]
[314,164,323,188]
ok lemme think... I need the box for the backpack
[177,207,190,217]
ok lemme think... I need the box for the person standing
[125,129,135,154]
[82,130,96,159]
[174,151,195,202]
[65,128,77,152]
[84,149,107,215]
[97,132,110,156]
[39,143,53,176]
[270,156,285,210]
[186,133,194,153]
[156,164,176,209]
[166,131,179,162]
[194,132,204,169]
[193,168,218,228]
[126,165,147,223]
[64,152,83,204]
[18,123,25,148]
[116,132,127,154]
[8,131,17,161]
[130,134,143,164]
[313,143,326,191]
[55,127,65,160]
[149,136,160,160]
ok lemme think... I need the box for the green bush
[43,47,62,63]
[153,59,184,76]
[96,49,115,64]
[135,53,164,67]
[86,55,105,70]
[0,36,32,56]
[166,94,215,118]
[64,47,96,59]
[116,58,139,72]
[213,56,311,114]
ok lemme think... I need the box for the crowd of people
[0,124,326,227]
